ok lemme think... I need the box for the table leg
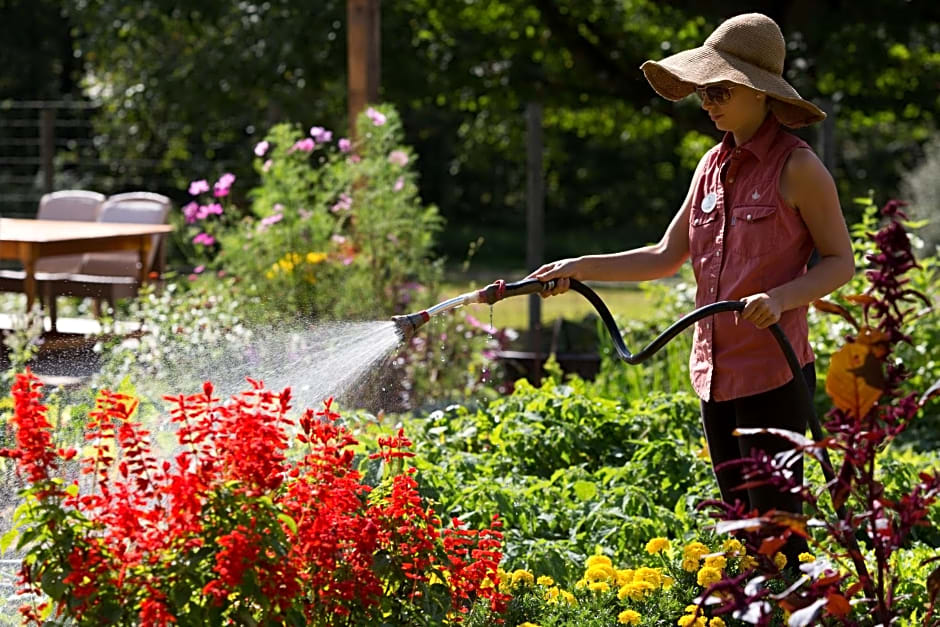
[138,235,153,284]
[19,242,38,311]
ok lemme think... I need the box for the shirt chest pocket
[728,204,778,257]
[688,208,720,256]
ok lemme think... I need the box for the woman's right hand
[525,257,584,298]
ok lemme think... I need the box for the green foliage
[205,104,443,320]
[363,375,715,585]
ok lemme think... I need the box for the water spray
[393,276,861,538]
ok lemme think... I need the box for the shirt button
[710,287,714,293]
[716,250,721,256]
[701,256,707,263]
[747,213,752,221]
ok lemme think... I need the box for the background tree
[4,0,939,268]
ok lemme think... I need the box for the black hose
[565,278,845,520]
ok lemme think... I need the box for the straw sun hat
[640,13,825,128]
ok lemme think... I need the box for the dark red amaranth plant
[700,200,940,625]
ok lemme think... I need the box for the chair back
[35,190,106,273]
[80,192,172,277]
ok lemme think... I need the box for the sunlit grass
[438,280,657,331]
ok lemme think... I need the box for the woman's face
[696,82,767,132]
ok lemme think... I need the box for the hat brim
[640,45,826,129]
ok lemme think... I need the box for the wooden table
[0,218,174,309]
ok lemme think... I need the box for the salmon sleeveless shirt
[688,115,815,402]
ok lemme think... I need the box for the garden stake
[393,277,850,524]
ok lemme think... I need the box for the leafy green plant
[206,104,444,321]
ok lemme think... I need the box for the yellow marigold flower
[618,609,642,625]
[662,576,675,589]
[798,552,815,563]
[684,605,700,613]
[519,623,541,627]
[678,616,706,627]
[544,586,560,603]
[704,555,727,570]
[684,542,710,560]
[739,554,758,570]
[511,569,535,588]
[773,552,787,570]
[709,618,726,627]
[561,590,577,605]
[586,554,613,569]
[645,537,670,554]
[588,581,610,593]
[681,557,700,573]
[537,575,554,586]
[306,251,327,264]
[265,270,276,279]
[619,581,655,601]
[574,578,587,589]
[634,567,662,587]
[615,568,635,586]
[721,538,744,556]
[696,566,722,588]
[585,564,616,583]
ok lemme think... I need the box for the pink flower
[182,201,199,224]
[254,140,270,157]
[289,138,315,153]
[194,203,223,220]
[366,107,387,126]
[262,159,273,172]
[331,193,353,213]
[394,176,405,191]
[214,173,236,197]
[193,232,215,246]
[188,179,210,195]
[349,154,361,163]
[309,126,333,143]
[338,138,351,152]
[260,213,283,227]
[272,203,284,213]
[388,150,409,167]
[194,265,205,274]
[331,234,347,244]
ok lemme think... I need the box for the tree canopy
[4,0,939,266]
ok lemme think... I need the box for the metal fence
[0,100,179,218]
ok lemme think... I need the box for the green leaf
[277,512,297,535]
[0,525,22,555]
[572,480,597,501]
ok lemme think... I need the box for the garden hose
[393,276,845,521]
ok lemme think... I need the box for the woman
[529,13,854,565]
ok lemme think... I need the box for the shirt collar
[718,114,781,163]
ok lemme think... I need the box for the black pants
[700,362,815,565]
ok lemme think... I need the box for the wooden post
[40,107,56,194]
[347,0,381,139]
[526,101,544,381]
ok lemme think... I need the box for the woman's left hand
[740,292,783,329]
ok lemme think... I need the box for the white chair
[79,192,171,277]
[0,190,104,326]
[41,192,172,329]
[35,190,106,273]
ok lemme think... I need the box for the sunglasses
[694,84,736,105]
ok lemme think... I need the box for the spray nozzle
[391,311,430,343]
